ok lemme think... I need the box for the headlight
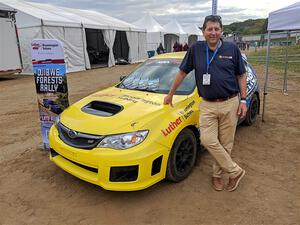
[97,130,149,150]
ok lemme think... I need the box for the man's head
[202,15,223,47]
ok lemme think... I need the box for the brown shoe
[226,169,246,192]
[212,177,224,191]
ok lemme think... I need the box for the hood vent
[81,101,123,116]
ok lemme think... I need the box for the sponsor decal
[246,65,257,95]
[161,100,196,137]
[179,100,195,120]
[118,94,160,106]
[119,95,138,103]
[32,43,41,50]
[161,117,182,137]
[219,55,233,59]
[92,93,116,98]
[183,110,194,119]
[183,100,195,112]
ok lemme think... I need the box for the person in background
[173,41,179,52]
[156,43,165,55]
[183,42,189,51]
[163,15,247,192]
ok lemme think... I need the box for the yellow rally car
[49,52,260,191]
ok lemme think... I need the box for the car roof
[151,51,186,60]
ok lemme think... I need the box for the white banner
[32,39,65,63]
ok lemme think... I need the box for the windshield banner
[31,39,69,151]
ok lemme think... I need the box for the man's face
[203,21,222,46]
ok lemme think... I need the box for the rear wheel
[244,94,259,126]
[166,129,197,182]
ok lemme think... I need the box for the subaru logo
[68,129,78,139]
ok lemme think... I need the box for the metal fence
[246,34,300,94]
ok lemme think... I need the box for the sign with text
[31,39,69,150]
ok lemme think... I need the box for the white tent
[183,24,205,45]
[268,2,300,31]
[0,0,147,74]
[133,14,165,52]
[263,1,300,121]
[163,19,188,52]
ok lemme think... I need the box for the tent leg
[262,31,271,122]
[283,31,289,95]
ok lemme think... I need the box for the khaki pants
[199,96,242,179]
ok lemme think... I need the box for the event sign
[31,39,69,150]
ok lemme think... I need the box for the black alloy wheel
[166,129,197,182]
[244,94,259,126]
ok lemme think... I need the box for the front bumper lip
[49,126,170,191]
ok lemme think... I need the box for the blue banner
[32,39,69,150]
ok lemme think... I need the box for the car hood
[60,87,188,135]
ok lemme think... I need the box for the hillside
[224,18,268,35]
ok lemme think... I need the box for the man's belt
[202,93,238,102]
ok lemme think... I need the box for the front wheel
[244,94,259,126]
[166,129,197,182]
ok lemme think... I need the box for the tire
[244,94,259,126]
[166,129,197,182]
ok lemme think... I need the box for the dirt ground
[0,63,299,225]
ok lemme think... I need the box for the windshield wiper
[120,82,130,89]
[131,88,160,93]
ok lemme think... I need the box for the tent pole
[41,19,45,39]
[81,24,87,69]
[262,30,271,122]
[283,31,289,94]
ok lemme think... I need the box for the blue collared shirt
[179,41,246,99]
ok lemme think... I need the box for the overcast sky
[26,0,299,26]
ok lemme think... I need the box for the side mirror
[120,75,128,82]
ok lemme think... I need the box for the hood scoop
[81,101,123,116]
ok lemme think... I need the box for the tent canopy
[133,14,165,33]
[163,19,186,35]
[132,14,165,52]
[0,0,145,31]
[0,4,15,11]
[163,19,188,47]
[268,1,300,31]
[184,24,201,36]
[0,0,147,73]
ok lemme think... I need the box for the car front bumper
[49,125,170,191]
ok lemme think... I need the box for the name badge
[203,73,211,85]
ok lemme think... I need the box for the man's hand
[237,102,247,118]
[163,94,173,107]
[162,70,187,107]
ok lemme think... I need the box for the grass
[246,44,300,75]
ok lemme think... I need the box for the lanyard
[206,41,220,74]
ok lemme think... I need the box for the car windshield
[117,59,196,95]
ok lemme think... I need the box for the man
[163,15,247,192]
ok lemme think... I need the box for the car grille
[57,122,103,150]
